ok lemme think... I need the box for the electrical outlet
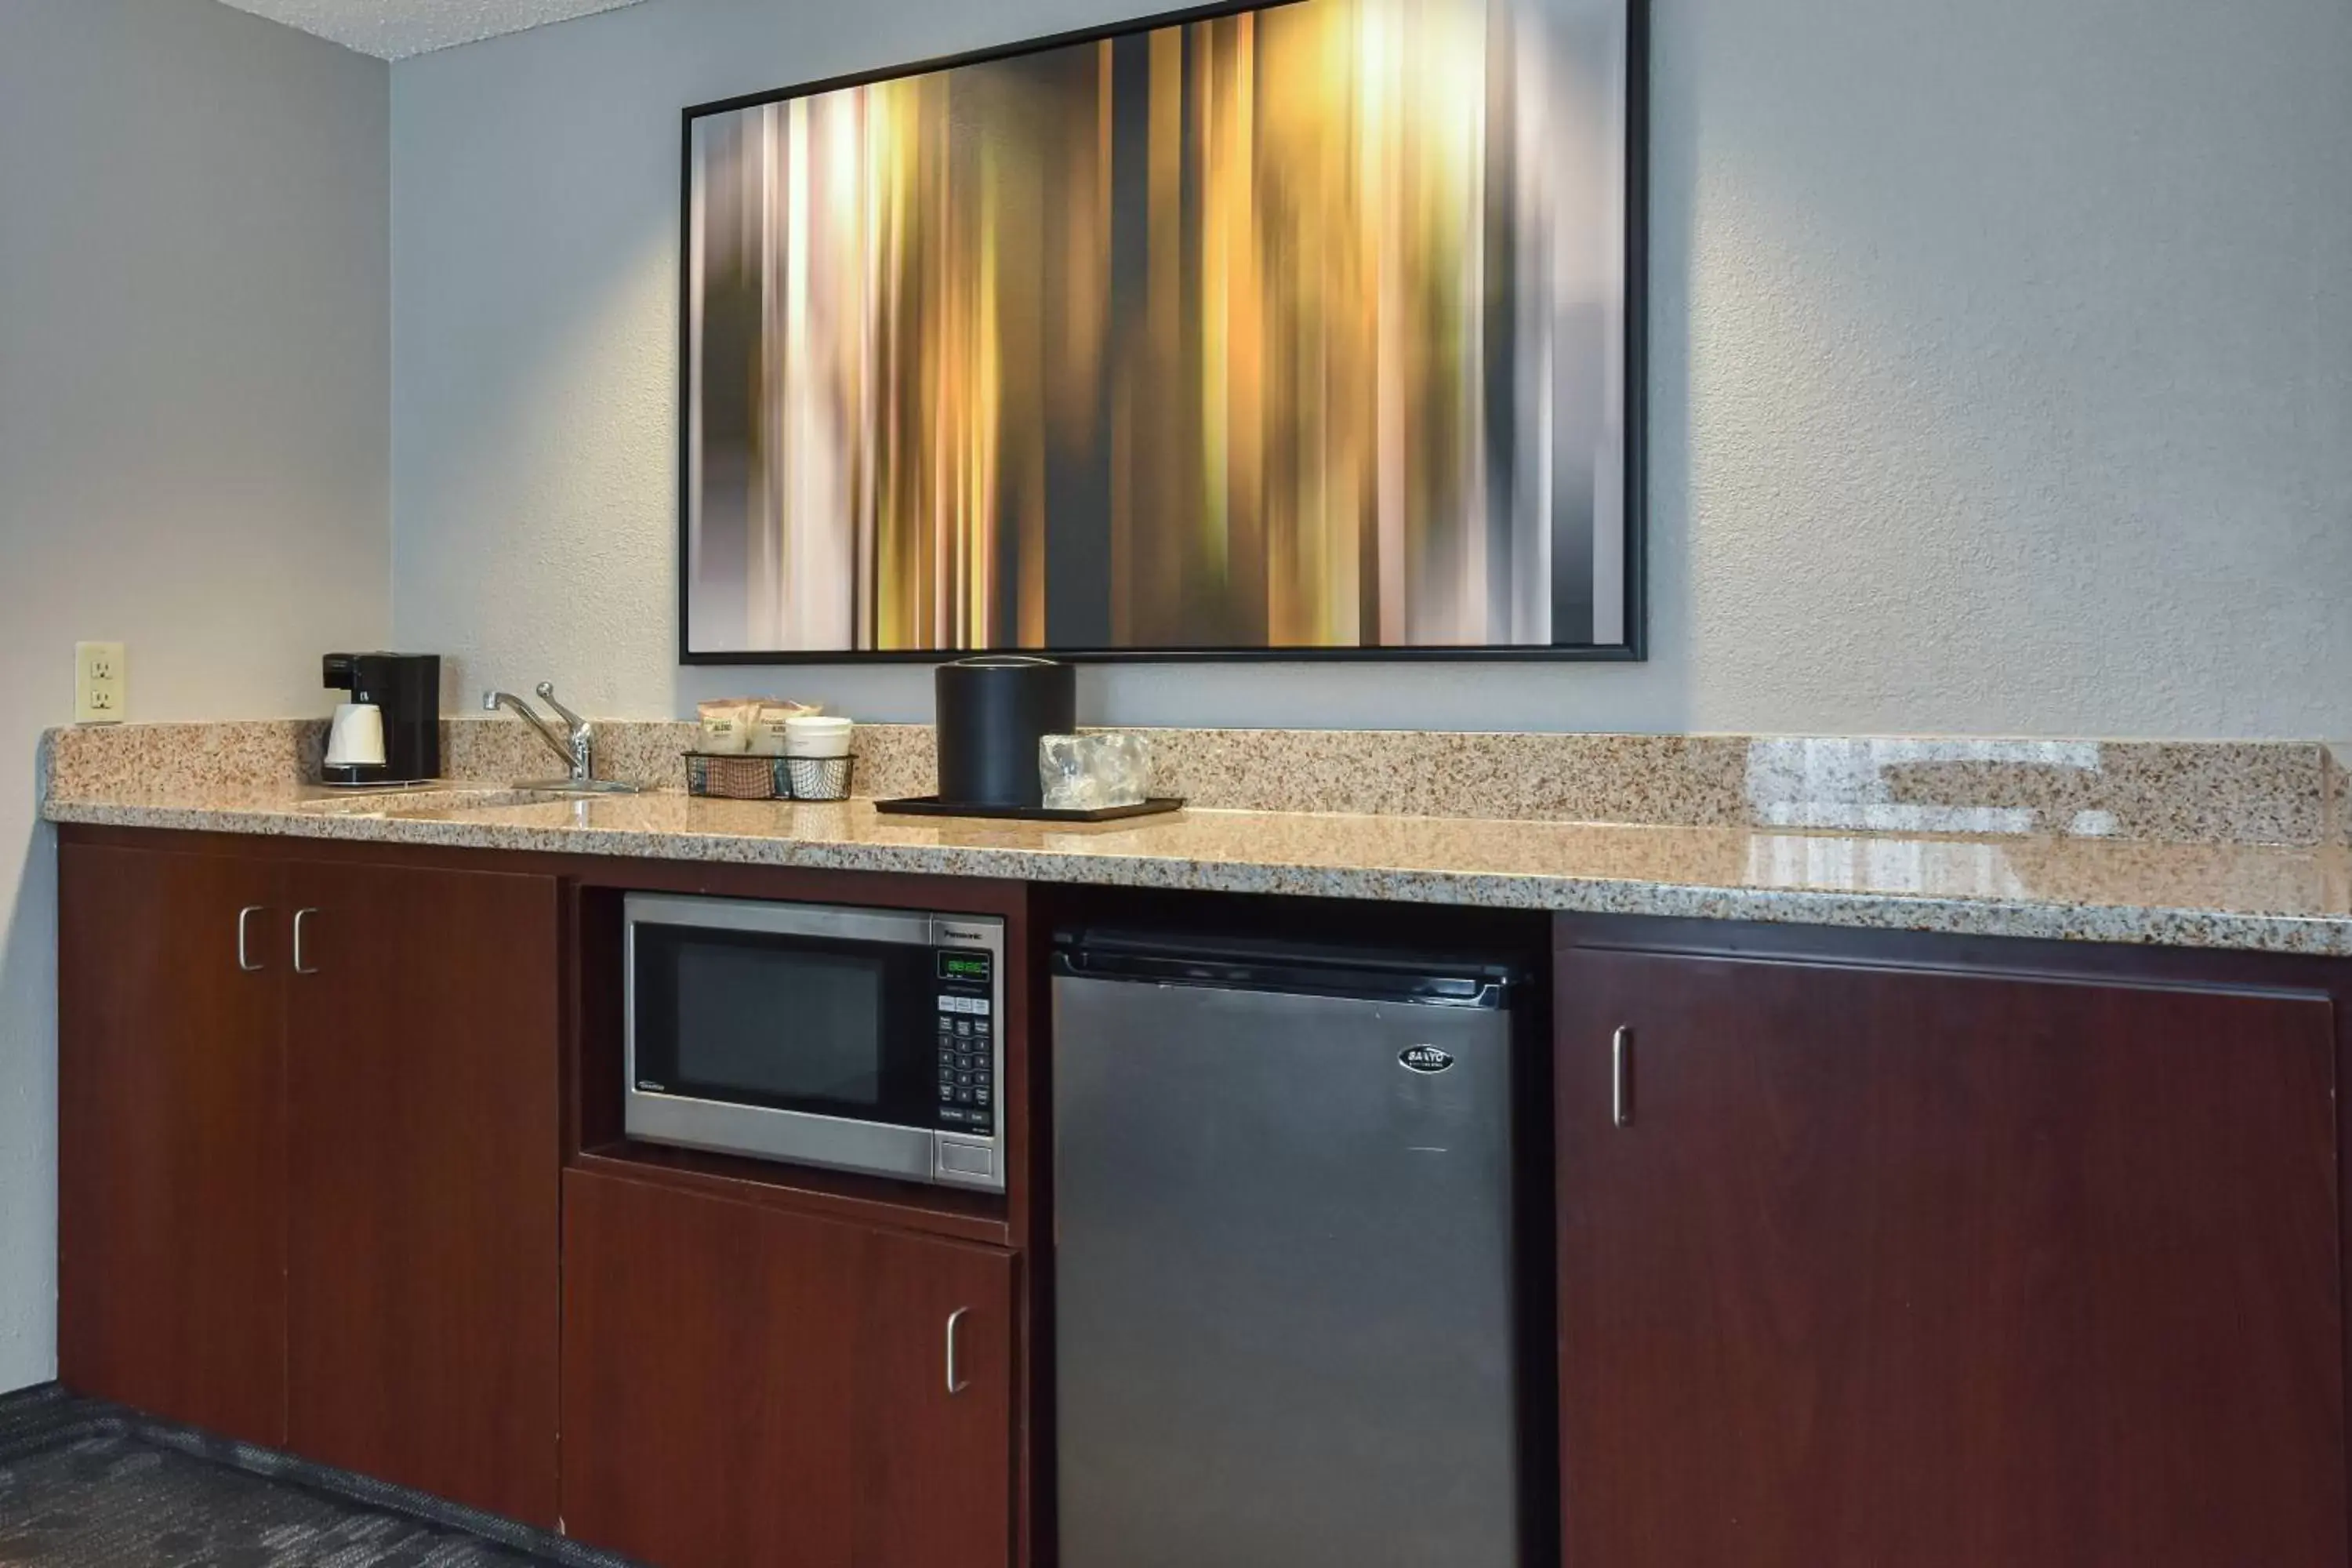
[74,641,126,724]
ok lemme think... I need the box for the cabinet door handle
[1612,1025,1634,1128]
[946,1306,972,1396]
[236,906,268,972]
[292,909,321,975]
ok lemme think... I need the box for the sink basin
[291,785,609,820]
[289,785,521,815]
[291,779,640,817]
[376,789,657,822]
[509,779,642,797]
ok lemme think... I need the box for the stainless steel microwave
[623,894,1005,1192]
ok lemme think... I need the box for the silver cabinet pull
[236,906,268,972]
[946,1306,972,1396]
[1612,1025,1633,1128]
[292,909,321,975]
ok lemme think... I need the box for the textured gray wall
[0,0,390,1392]
[391,0,2352,739]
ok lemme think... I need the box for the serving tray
[872,796,1185,824]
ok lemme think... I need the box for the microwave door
[622,895,1006,1191]
[630,926,940,1123]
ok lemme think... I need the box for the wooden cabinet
[1555,935,2347,1568]
[56,836,561,1527]
[85,825,2352,1568]
[58,829,1025,1558]
[561,1167,1015,1568]
[284,860,561,1526]
[58,841,289,1448]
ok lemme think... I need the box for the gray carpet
[0,1387,617,1568]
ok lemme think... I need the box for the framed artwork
[681,0,1646,662]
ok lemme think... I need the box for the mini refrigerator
[1052,931,1529,1568]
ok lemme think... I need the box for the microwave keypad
[935,991,994,1129]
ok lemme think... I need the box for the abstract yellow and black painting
[684,0,1637,658]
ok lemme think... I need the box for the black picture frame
[677,0,1649,666]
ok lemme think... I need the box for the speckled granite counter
[41,779,2352,957]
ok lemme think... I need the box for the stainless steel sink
[292,782,637,819]
[289,784,522,815]
[509,779,641,797]
[292,779,640,815]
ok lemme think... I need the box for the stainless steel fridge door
[1053,973,1519,1568]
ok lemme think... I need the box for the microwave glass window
[631,916,953,1132]
[673,942,884,1105]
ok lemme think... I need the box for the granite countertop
[42,780,2352,956]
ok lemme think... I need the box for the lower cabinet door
[57,842,288,1447]
[284,860,562,1526]
[1555,942,2347,1568]
[561,1168,1014,1568]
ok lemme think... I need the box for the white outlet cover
[75,641,126,725]
[212,0,648,60]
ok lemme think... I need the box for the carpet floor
[0,1388,598,1568]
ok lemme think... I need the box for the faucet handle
[535,681,588,735]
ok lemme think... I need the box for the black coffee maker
[321,652,441,786]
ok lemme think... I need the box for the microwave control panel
[935,948,996,1131]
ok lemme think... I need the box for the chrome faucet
[481,682,634,793]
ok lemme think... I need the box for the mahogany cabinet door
[1555,944,2346,1568]
[562,1168,1015,1568]
[57,841,288,1446]
[283,860,562,1526]
[859,1218,1015,1568]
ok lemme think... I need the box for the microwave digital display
[938,950,993,984]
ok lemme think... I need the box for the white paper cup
[784,716,853,759]
[325,703,387,768]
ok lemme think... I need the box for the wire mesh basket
[684,752,855,801]
[684,753,787,800]
[785,754,854,801]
